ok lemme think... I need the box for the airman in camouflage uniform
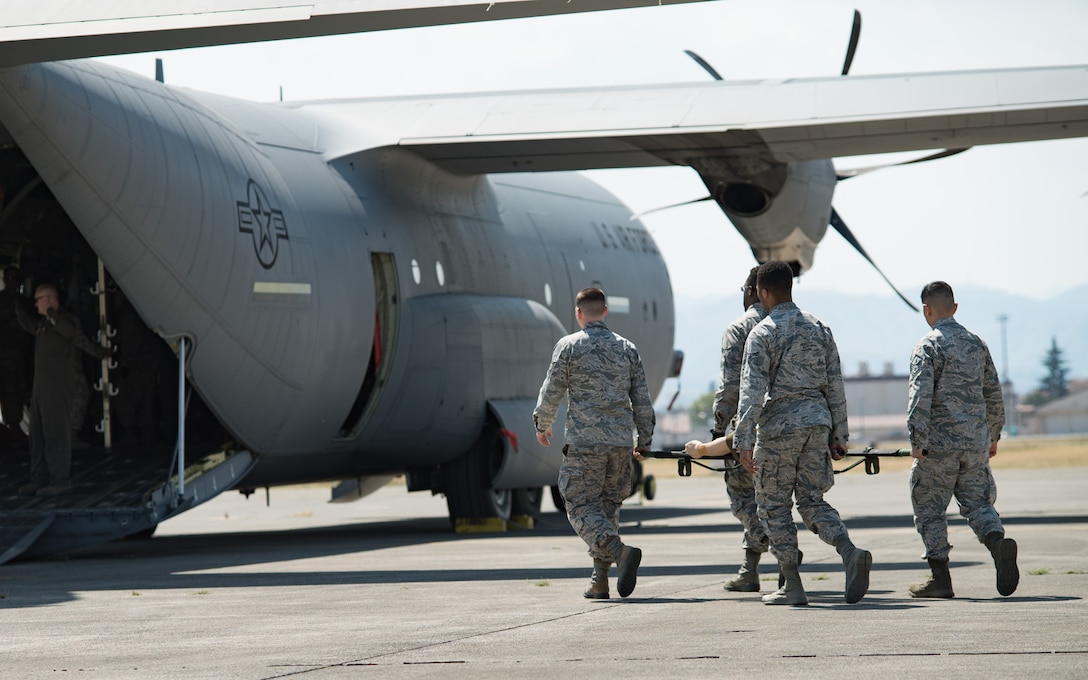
[533,287,654,600]
[734,261,871,606]
[701,267,771,591]
[907,281,1017,599]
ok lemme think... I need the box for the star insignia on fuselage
[237,179,288,269]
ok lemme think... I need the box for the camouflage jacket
[907,316,1004,452]
[734,302,849,450]
[712,301,766,433]
[533,320,654,449]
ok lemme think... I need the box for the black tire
[443,424,512,524]
[550,485,566,514]
[643,474,656,501]
[628,458,644,498]
[511,487,543,519]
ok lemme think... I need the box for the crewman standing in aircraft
[684,267,773,592]
[15,282,110,496]
[906,281,1018,598]
[734,261,871,606]
[534,287,654,599]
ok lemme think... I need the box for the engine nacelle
[694,157,837,274]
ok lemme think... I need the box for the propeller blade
[830,207,919,312]
[841,10,862,75]
[155,58,164,83]
[836,147,971,180]
[630,195,713,221]
[684,50,724,81]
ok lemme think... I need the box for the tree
[1023,337,1069,406]
[688,390,716,432]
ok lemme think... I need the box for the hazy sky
[97,0,1088,303]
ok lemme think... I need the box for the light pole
[996,314,1010,382]
[996,314,1016,433]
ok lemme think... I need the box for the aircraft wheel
[443,424,512,525]
[512,487,543,519]
[550,485,566,514]
[642,474,656,501]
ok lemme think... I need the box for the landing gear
[442,424,511,523]
[511,487,543,520]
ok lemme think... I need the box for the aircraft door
[336,252,398,439]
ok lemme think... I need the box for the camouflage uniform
[907,316,1006,560]
[711,301,768,553]
[734,302,850,566]
[533,319,654,560]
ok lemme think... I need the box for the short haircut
[35,282,59,298]
[576,287,607,316]
[743,266,759,291]
[920,281,955,309]
[756,260,793,296]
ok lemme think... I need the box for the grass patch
[1028,567,1052,576]
[1065,570,1087,575]
[130,591,141,597]
[534,580,551,587]
[810,574,829,581]
[192,590,210,596]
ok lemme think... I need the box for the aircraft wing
[0,0,708,67]
[298,65,1088,172]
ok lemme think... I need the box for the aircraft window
[544,283,552,306]
[579,260,585,271]
[411,259,421,285]
[435,260,445,287]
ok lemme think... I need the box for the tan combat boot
[725,549,761,592]
[909,558,955,598]
[762,562,807,606]
[584,560,610,599]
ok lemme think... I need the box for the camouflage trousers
[559,444,632,561]
[725,462,768,552]
[753,425,848,565]
[910,448,1003,561]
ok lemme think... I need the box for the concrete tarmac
[2,466,1086,679]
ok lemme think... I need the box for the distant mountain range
[663,284,1088,409]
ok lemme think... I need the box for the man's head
[575,287,607,328]
[741,266,759,309]
[33,283,60,317]
[920,281,957,327]
[3,266,19,291]
[755,260,794,310]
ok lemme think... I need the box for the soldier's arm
[712,326,744,435]
[823,326,850,447]
[629,346,655,450]
[981,349,1005,444]
[733,334,768,451]
[533,342,569,434]
[906,343,934,454]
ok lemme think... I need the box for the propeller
[666,9,921,312]
[684,49,723,81]
[841,9,862,75]
[836,147,971,179]
[830,207,919,312]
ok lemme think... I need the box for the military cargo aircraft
[0,1,1086,562]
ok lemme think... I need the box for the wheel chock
[454,517,508,534]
